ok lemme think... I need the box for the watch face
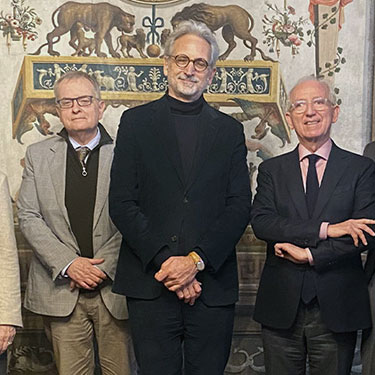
[196,261,204,271]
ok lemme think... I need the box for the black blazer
[363,141,375,282]
[109,95,251,306]
[251,143,375,332]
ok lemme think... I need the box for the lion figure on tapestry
[171,3,273,62]
[32,1,135,58]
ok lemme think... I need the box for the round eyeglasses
[290,97,332,114]
[56,95,98,109]
[170,54,209,72]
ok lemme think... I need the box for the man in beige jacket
[0,171,22,372]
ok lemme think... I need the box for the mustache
[177,73,199,83]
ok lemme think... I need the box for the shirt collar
[68,127,101,150]
[298,138,332,162]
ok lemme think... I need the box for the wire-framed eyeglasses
[290,97,332,114]
[56,95,98,109]
[170,54,209,72]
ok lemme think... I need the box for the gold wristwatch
[188,251,205,271]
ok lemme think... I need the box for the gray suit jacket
[17,131,127,319]
[0,172,22,327]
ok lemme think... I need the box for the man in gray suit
[0,171,22,373]
[18,71,135,375]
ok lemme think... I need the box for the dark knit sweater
[58,123,113,258]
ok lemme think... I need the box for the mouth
[304,119,320,125]
[178,74,199,84]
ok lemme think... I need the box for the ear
[97,100,106,120]
[331,105,340,124]
[285,111,295,130]
[207,67,216,85]
[56,105,62,120]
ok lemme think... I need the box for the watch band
[188,251,205,271]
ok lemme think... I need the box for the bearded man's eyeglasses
[170,54,209,72]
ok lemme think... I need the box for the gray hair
[164,20,220,67]
[54,71,101,100]
[287,75,337,111]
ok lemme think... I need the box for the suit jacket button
[171,235,177,242]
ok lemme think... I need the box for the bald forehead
[290,80,329,101]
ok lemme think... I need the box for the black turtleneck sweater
[166,94,204,182]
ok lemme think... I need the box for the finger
[350,232,359,247]
[167,283,181,292]
[176,289,184,299]
[79,281,94,290]
[357,219,375,224]
[70,280,76,291]
[154,270,167,282]
[89,258,105,265]
[359,224,375,237]
[356,229,368,246]
[192,281,202,294]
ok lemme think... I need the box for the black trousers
[127,288,235,375]
[0,352,6,375]
[262,299,356,375]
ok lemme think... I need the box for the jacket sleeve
[109,112,169,271]
[310,160,375,270]
[195,126,252,272]
[17,146,78,281]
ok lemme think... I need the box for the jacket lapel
[48,140,71,227]
[93,143,112,231]
[313,143,347,219]
[284,148,310,220]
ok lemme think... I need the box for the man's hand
[175,279,202,306]
[66,257,107,290]
[327,219,375,247]
[154,256,197,291]
[0,325,16,354]
[274,243,309,264]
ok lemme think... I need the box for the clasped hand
[0,325,15,354]
[67,257,107,291]
[154,256,201,305]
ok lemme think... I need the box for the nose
[184,60,196,75]
[305,101,316,116]
[71,99,81,112]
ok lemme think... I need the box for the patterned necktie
[302,154,320,304]
[76,146,90,177]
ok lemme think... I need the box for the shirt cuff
[319,222,329,240]
[60,260,75,278]
[305,248,314,265]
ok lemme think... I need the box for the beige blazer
[0,172,22,327]
[17,135,127,319]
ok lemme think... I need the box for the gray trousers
[361,275,375,375]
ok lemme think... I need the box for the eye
[78,96,92,106]
[175,55,189,65]
[294,101,305,109]
[59,99,72,107]
[313,98,326,106]
[194,58,208,70]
